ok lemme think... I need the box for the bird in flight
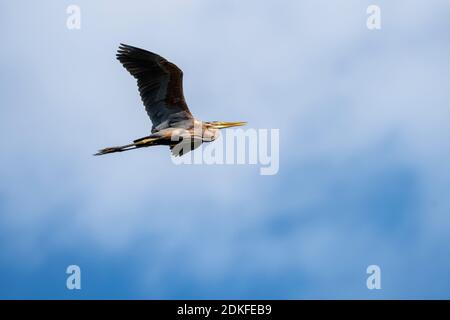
[95,44,246,157]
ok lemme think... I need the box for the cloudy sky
[1,0,450,299]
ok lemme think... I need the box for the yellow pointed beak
[212,121,247,129]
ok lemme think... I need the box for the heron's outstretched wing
[116,44,193,132]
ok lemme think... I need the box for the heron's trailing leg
[94,143,137,156]
[94,137,161,156]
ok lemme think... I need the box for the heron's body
[95,44,245,157]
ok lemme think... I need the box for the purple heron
[95,44,246,156]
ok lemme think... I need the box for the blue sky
[1,0,450,299]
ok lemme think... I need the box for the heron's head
[205,121,247,129]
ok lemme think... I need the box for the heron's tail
[94,137,160,156]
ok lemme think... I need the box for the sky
[1,0,450,299]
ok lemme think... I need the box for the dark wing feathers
[116,44,193,131]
